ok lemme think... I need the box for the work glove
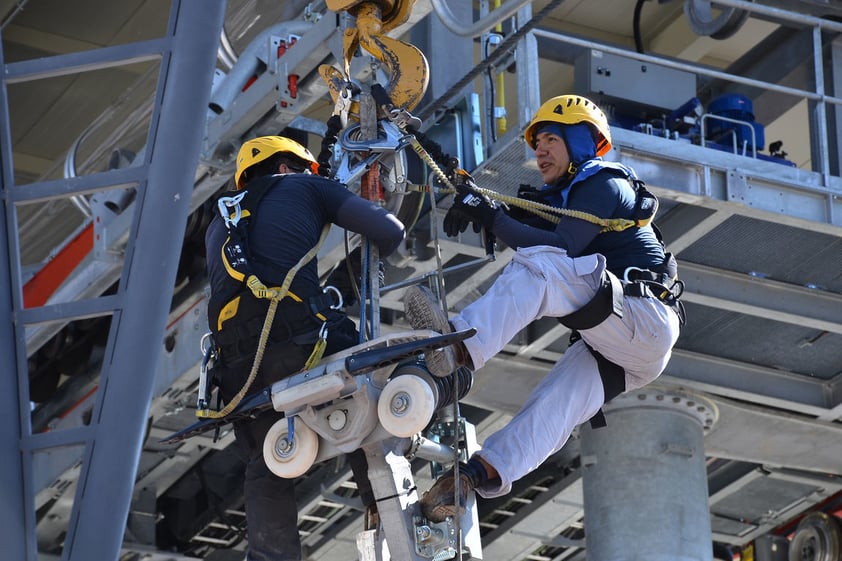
[443,181,500,238]
[504,184,543,222]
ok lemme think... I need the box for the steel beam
[61,2,224,560]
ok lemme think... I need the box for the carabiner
[217,192,246,229]
[197,332,217,412]
[323,285,344,310]
[623,266,646,283]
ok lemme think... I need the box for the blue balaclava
[533,121,599,206]
[534,121,597,174]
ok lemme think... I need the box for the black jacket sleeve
[492,206,602,256]
[334,195,406,258]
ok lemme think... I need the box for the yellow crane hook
[320,0,429,117]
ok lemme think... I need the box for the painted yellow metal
[320,0,429,114]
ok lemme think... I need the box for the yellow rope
[473,188,641,232]
[198,224,332,419]
[408,136,642,232]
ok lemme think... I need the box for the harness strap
[559,264,686,332]
[199,223,332,419]
[214,290,336,344]
[561,263,686,428]
[569,332,626,429]
[623,276,686,325]
[558,270,624,331]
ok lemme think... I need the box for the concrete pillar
[580,386,718,561]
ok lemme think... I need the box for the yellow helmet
[524,95,612,157]
[234,136,319,189]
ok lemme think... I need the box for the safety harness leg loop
[558,270,624,331]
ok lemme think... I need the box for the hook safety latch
[197,332,217,414]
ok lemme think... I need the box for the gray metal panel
[574,49,697,114]
[677,303,842,379]
[679,215,842,294]
[712,476,820,521]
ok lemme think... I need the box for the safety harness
[561,243,685,429]
[199,176,338,418]
[545,161,686,428]
[552,161,686,326]
[404,123,684,430]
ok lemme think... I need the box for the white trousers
[449,246,680,498]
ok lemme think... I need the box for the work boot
[419,472,472,523]
[403,285,470,377]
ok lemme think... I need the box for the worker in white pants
[402,94,684,521]
[454,246,679,498]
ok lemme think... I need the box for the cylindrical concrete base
[580,386,718,561]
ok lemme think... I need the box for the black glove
[504,184,543,222]
[443,183,500,238]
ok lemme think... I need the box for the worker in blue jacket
[403,95,683,521]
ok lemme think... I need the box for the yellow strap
[198,224,332,419]
[303,335,328,370]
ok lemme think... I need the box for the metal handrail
[528,19,839,183]
[700,113,758,158]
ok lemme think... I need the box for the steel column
[0,22,35,561]
[515,4,541,134]
[580,387,717,561]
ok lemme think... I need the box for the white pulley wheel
[263,417,319,478]
[378,375,436,437]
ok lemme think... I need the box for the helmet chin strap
[560,127,578,178]
[559,122,598,176]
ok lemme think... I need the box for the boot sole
[404,286,457,377]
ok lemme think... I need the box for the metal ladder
[0,2,224,559]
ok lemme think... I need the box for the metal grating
[473,133,541,197]
[711,476,821,524]
[677,302,842,380]
[679,215,842,294]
